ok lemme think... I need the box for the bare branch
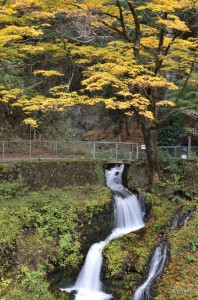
[23,80,45,91]
[126,0,141,57]
[116,0,131,42]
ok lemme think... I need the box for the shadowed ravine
[61,165,145,300]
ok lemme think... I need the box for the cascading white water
[114,194,144,228]
[171,212,180,228]
[184,211,193,227]
[61,165,145,300]
[133,244,168,300]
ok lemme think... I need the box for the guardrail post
[129,151,132,161]
[188,136,191,159]
[174,146,177,157]
[93,141,96,159]
[29,140,32,158]
[116,143,118,160]
[54,141,55,156]
[55,141,58,157]
[73,142,76,157]
[136,144,139,160]
[131,144,133,159]
[2,141,5,161]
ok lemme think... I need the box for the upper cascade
[61,164,145,300]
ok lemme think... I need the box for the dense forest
[0,1,198,300]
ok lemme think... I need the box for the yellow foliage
[23,118,38,128]
[0,25,43,38]
[141,36,159,49]
[0,34,21,46]
[156,100,176,107]
[141,25,158,36]
[139,111,154,119]
[0,88,21,103]
[82,72,122,91]
[130,76,178,90]
[33,70,64,77]
[156,16,190,32]
[15,93,87,113]
[0,7,17,15]
[146,0,193,12]
[19,45,46,54]
[29,11,54,20]
[0,0,196,126]
[49,84,70,94]
[0,14,17,24]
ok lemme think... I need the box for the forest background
[0,0,197,183]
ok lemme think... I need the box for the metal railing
[158,146,198,160]
[0,141,197,162]
[0,140,139,162]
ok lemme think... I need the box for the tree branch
[126,0,141,57]
[155,12,167,74]
[99,20,131,41]
[116,0,131,42]
[178,60,196,95]
[155,34,178,75]
[23,80,45,91]
[157,58,196,125]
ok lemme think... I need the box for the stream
[132,209,193,299]
[133,243,168,300]
[61,164,145,300]
[61,165,193,300]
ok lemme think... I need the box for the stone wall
[0,160,149,190]
[0,160,107,188]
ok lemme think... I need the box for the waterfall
[132,207,194,299]
[183,211,193,227]
[133,244,168,300]
[61,164,145,300]
[133,208,183,300]
[171,212,180,228]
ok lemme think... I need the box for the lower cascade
[132,209,192,299]
[61,165,145,300]
[133,243,168,300]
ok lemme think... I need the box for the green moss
[0,182,29,199]
[0,184,112,300]
[156,210,198,300]
[0,160,107,188]
[0,266,57,300]
[0,162,7,170]
[94,162,107,185]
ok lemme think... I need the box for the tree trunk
[139,116,160,189]
[125,116,130,137]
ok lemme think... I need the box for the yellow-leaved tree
[47,0,197,186]
[0,0,197,186]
